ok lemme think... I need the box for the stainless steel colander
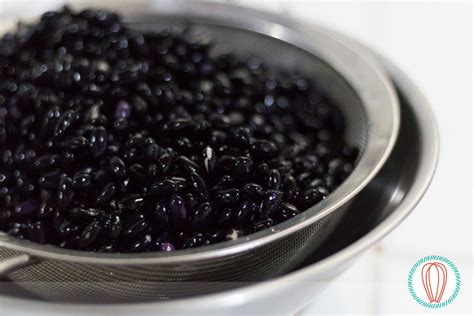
[0,3,399,303]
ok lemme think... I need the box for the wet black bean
[203,146,217,174]
[169,194,187,228]
[214,188,240,205]
[192,202,214,231]
[276,203,300,221]
[260,190,283,216]
[153,201,169,228]
[236,200,259,224]
[79,219,102,248]
[25,221,46,243]
[72,173,92,190]
[109,156,127,179]
[242,183,263,198]
[190,172,208,199]
[299,187,327,208]
[33,155,59,170]
[0,7,356,252]
[251,140,278,160]
[252,218,274,232]
[53,110,80,140]
[57,177,74,209]
[182,233,207,248]
[233,157,254,179]
[175,155,201,173]
[90,126,107,157]
[104,214,122,239]
[97,182,116,205]
[265,169,281,190]
[123,219,148,238]
[69,207,101,220]
[118,194,145,210]
[148,179,177,197]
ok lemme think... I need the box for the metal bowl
[0,44,439,314]
[0,3,399,302]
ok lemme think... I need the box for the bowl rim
[0,2,400,264]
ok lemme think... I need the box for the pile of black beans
[0,7,358,252]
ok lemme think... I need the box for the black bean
[192,202,214,231]
[153,201,169,228]
[260,190,283,216]
[299,187,327,208]
[53,110,80,140]
[275,203,300,221]
[265,169,281,190]
[118,194,145,210]
[203,146,217,174]
[252,218,274,232]
[123,219,148,238]
[109,156,127,179]
[72,173,92,190]
[38,170,63,189]
[233,157,254,179]
[148,179,177,197]
[182,233,207,248]
[242,183,263,197]
[236,200,259,224]
[251,140,278,160]
[104,214,122,239]
[96,182,116,205]
[79,219,102,248]
[169,194,187,228]
[214,188,240,205]
[69,207,101,220]
[57,177,74,208]
[90,126,107,157]
[25,221,46,243]
[190,172,208,199]
[175,155,201,173]
[33,155,59,170]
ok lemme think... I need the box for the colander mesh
[0,19,365,303]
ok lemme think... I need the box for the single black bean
[33,155,59,170]
[72,173,92,190]
[97,182,116,205]
[214,188,240,205]
[242,183,263,198]
[182,233,207,248]
[265,169,281,190]
[260,190,283,216]
[79,219,102,248]
[90,126,107,157]
[57,177,74,208]
[123,219,148,238]
[192,202,214,231]
[118,194,145,210]
[169,194,187,228]
[236,200,259,224]
[252,218,274,232]
[190,172,208,199]
[109,156,127,179]
[153,201,169,228]
[203,146,217,174]
[251,140,278,160]
[233,156,254,179]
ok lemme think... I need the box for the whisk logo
[408,255,461,308]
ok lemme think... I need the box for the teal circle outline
[408,255,461,308]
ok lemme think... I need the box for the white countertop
[0,1,472,315]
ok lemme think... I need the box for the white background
[0,1,472,315]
